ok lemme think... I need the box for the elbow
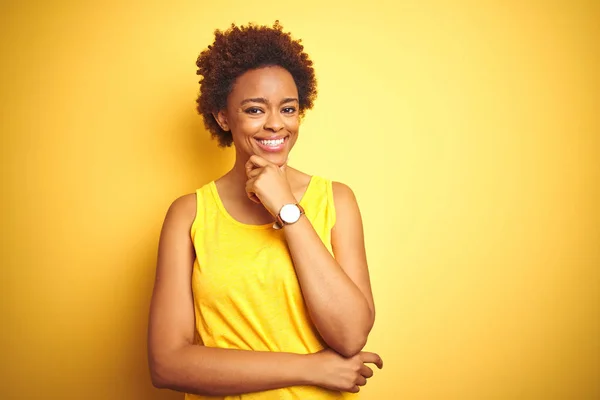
[149,355,173,389]
[327,313,374,358]
[150,367,168,389]
[338,336,368,358]
[317,305,375,357]
[150,371,167,389]
[330,331,369,358]
[336,316,374,357]
[151,378,167,390]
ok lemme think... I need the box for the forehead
[229,66,298,101]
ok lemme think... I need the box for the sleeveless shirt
[186,176,358,400]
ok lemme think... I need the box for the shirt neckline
[209,175,315,230]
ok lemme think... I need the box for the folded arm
[283,182,376,357]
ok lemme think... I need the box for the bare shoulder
[332,181,358,206]
[163,192,197,226]
[156,193,197,269]
[331,181,362,229]
[170,192,197,211]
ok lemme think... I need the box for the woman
[148,21,382,399]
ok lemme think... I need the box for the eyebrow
[240,97,299,106]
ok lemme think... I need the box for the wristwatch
[273,203,305,229]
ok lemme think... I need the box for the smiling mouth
[254,136,289,152]
[257,137,286,147]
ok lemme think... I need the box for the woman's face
[216,65,300,167]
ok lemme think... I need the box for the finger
[360,352,383,369]
[245,155,270,175]
[349,385,360,393]
[247,193,260,203]
[356,375,367,386]
[246,189,261,203]
[245,176,255,192]
[245,178,261,204]
[245,157,259,177]
[360,364,374,378]
[245,160,257,178]
[247,167,264,179]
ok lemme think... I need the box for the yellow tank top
[186,176,358,400]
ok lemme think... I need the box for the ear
[213,110,230,132]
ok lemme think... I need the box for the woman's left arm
[283,182,375,357]
[245,156,376,357]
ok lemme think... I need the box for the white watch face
[280,204,301,224]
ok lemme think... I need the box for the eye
[245,107,264,114]
[282,107,297,114]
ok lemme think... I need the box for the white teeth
[259,138,285,146]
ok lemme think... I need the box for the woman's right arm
[148,194,381,396]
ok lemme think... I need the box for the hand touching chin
[244,155,295,216]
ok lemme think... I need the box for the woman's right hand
[306,348,383,393]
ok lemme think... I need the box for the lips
[254,136,288,152]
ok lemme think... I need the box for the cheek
[234,117,264,135]
[286,116,300,131]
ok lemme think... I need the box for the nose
[264,110,284,132]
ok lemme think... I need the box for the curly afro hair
[195,21,318,147]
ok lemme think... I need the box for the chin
[260,152,289,167]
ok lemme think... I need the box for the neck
[225,154,249,187]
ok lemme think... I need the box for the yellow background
[1,1,598,399]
